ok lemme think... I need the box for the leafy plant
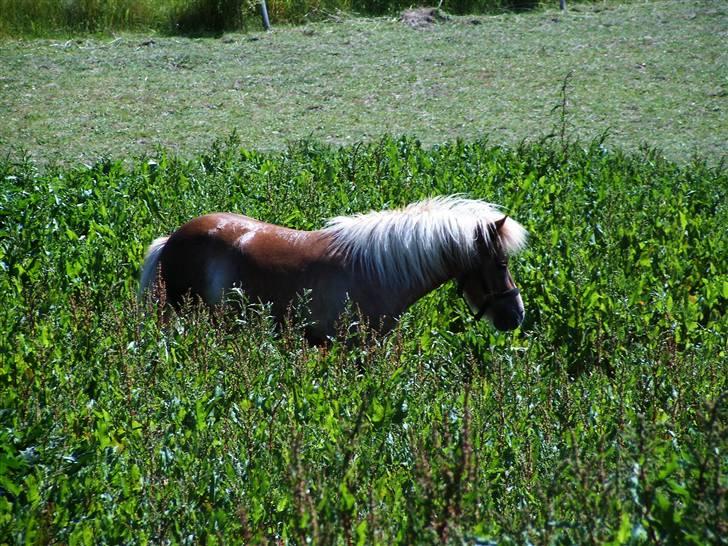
[1,136,726,543]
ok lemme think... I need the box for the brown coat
[141,197,526,343]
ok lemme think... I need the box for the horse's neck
[399,269,455,312]
[319,229,458,325]
[349,262,455,322]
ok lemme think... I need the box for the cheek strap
[459,279,520,321]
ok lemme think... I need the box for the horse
[139,196,527,344]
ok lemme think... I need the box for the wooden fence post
[260,0,271,30]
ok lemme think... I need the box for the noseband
[458,277,521,321]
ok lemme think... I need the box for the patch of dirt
[400,8,450,29]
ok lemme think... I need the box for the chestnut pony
[140,197,527,343]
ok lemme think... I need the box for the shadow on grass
[168,0,541,36]
[168,0,250,37]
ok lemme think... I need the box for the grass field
[1,0,726,165]
[1,136,727,543]
[0,0,554,36]
[1,0,727,543]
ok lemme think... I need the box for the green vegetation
[1,135,726,543]
[1,0,726,541]
[1,0,725,166]
[0,0,585,36]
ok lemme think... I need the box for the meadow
[0,0,588,35]
[1,0,727,543]
[1,0,726,165]
[1,135,726,543]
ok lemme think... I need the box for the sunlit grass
[1,0,725,165]
[1,136,726,543]
[0,0,566,36]
[0,0,176,36]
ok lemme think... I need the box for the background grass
[1,0,726,166]
[0,0,575,36]
[1,136,726,543]
[1,0,726,542]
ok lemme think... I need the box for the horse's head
[458,217,525,331]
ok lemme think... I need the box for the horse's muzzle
[487,289,525,331]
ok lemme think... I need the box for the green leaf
[616,512,631,544]
[356,519,368,546]
[0,475,20,497]
[370,399,385,424]
[339,481,355,511]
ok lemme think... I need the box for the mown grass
[1,135,726,543]
[0,0,576,36]
[1,0,726,166]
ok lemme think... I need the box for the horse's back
[158,212,335,307]
[172,212,259,242]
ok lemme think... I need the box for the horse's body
[140,197,527,343]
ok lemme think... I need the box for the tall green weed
[0,137,726,543]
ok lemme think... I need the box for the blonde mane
[324,196,527,288]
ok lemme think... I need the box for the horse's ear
[494,216,508,232]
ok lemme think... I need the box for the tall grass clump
[1,136,726,543]
[0,0,587,36]
[0,0,261,36]
[171,0,250,34]
[0,0,166,35]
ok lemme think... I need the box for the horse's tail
[139,236,169,301]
